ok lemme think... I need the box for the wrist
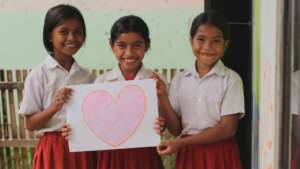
[159,95,171,106]
[46,105,58,115]
[174,137,184,148]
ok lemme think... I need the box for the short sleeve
[18,71,44,115]
[221,73,245,118]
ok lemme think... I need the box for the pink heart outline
[81,85,147,147]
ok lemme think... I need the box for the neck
[196,60,213,78]
[53,55,74,71]
[119,64,141,80]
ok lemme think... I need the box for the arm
[25,87,72,131]
[158,113,240,155]
[159,95,182,136]
[176,113,239,145]
[152,73,182,136]
[26,107,57,131]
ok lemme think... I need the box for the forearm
[176,115,239,147]
[25,107,57,131]
[179,125,236,147]
[159,96,182,136]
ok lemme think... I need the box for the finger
[61,125,70,132]
[61,131,68,137]
[157,144,169,154]
[155,117,165,125]
[158,119,166,125]
[64,88,73,95]
[64,95,71,101]
[151,72,161,79]
[161,126,166,133]
[154,127,162,135]
[57,99,65,105]
[58,88,72,98]
[157,116,165,121]
[61,133,69,140]
[61,131,69,138]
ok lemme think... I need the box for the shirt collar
[44,55,83,73]
[44,55,60,70]
[184,60,226,77]
[106,64,150,81]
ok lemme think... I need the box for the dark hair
[110,15,150,46]
[43,4,86,54]
[190,10,229,41]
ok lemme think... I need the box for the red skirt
[96,147,163,169]
[175,137,242,169]
[32,132,95,169]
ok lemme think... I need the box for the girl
[156,10,245,169]
[18,4,94,169]
[94,15,164,169]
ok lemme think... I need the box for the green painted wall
[0,9,202,70]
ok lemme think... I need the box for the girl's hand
[49,87,73,113]
[151,73,168,98]
[157,139,181,155]
[61,123,71,140]
[154,116,166,135]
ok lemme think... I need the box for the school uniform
[169,60,245,169]
[19,56,95,169]
[94,65,164,169]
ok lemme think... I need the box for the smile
[123,58,136,63]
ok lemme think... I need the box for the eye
[59,29,68,35]
[133,43,143,49]
[196,37,205,42]
[212,38,223,45]
[116,43,126,49]
[74,29,83,36]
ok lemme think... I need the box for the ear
[109,41,114,51]
[189,37,193,46]
[145,43,150,52]
[224,40,230,51]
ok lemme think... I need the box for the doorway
[204,1,253,169]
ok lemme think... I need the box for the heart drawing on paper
[81,85,146,147]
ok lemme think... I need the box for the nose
[67,32,76,41]
[203,41,213,50]
[125,46,134,56]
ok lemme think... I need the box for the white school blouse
[95,65,163,83]
[19,56,93,135]
[169,60,245,135]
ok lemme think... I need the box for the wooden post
[16,70,29,169]
[0,69,6,169]
[7,70,21,169]
[1,70,11,169]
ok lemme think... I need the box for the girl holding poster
[18,4,94,169]
[155,10,245,169]
[62,15,164,169]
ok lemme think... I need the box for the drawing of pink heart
[81,85,146,147]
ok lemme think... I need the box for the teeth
[124,59,135,63]
[65,44,76,47]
